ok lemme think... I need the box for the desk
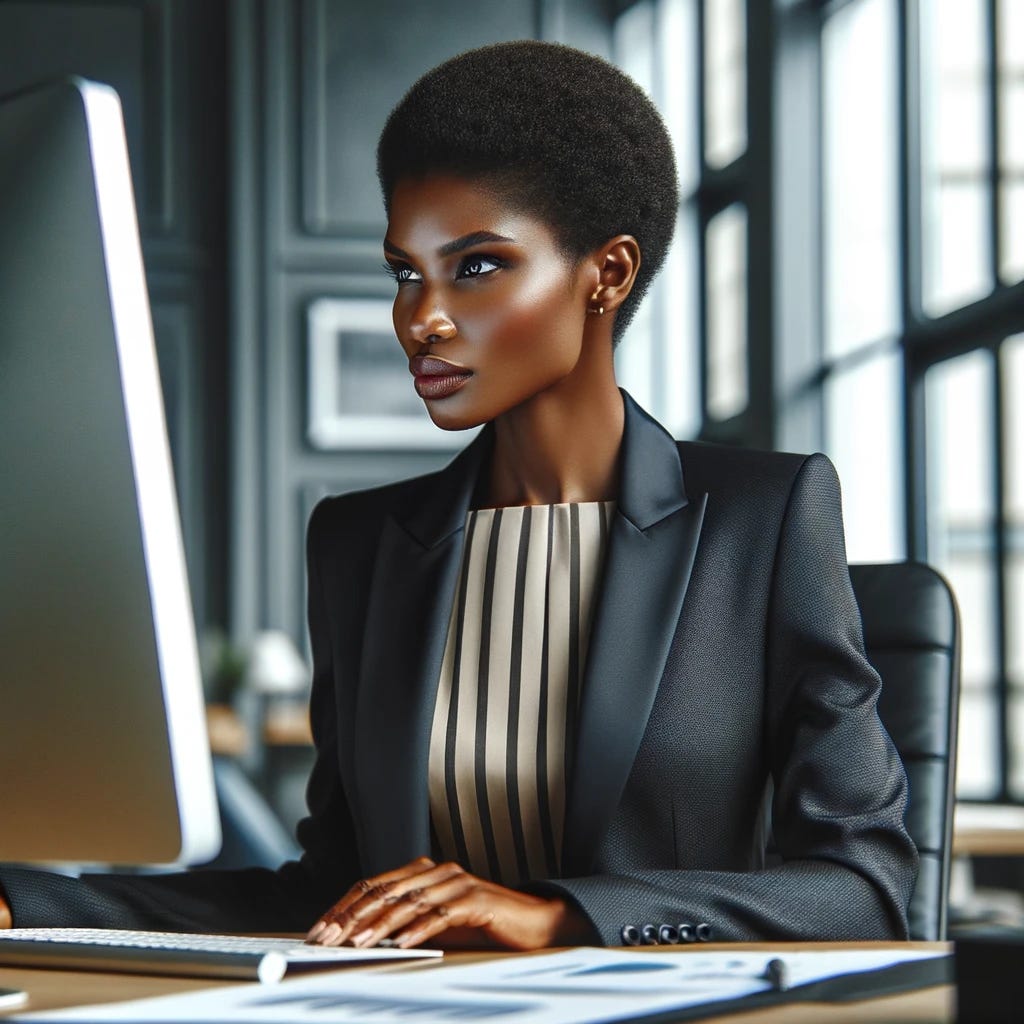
[0,942,953,1022]
[953,803,1024,857]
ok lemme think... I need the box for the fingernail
[321,923,342,944]
[306,921,326,941]
[352,928,373,946]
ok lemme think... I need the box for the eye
[382,261,421,284]
[458,255,504,279]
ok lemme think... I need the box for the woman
[0,41,916,949]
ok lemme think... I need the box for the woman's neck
[485,373,624,508]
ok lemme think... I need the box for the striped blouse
[428,500,616,885]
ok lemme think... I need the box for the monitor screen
[0,78,220,866]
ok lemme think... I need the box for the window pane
[1003,335,1024,794]
[662,206,702,438]
[959,693,1001,798]
[705,203,747,420]
[822,0,899,358]
[823,350,905,561]
[613,1,700,439]
[613,0,658,423]
[920,0,993,315]
[662,0,700,194]
[926,350,999,797]
[998,0,1024,283]
[614,0,655,96]
[618,212,701,438]
[703,0,746,168]
[1012,695,1024,799]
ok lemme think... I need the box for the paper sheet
[16,947,945,1023]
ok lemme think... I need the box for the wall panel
[0,0,229,630]
[299,0,536,238]
[0,1,174,231]
[233,0,548,638]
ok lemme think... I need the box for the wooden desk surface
[953,802,1024,856]
[0,942,953,1022]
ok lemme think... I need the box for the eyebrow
[383,231,516,262]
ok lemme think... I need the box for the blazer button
[621,924,641,946]
[696,923,712,942]
[678,923,696,943]
[641,924,659,945]
[658,924,680,944]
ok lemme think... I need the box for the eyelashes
[382,261,420,284]
[381,254,508,284]
[460,255,506,278]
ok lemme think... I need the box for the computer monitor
[0,78,221,866]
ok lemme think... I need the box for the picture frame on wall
[306,297,478,450]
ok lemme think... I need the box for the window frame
[775,0,1024,802]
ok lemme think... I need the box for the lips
[409,354,472,400]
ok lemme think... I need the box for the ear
[585,235,642,315]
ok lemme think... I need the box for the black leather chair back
[849,562,960,941]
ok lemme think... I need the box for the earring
[590,290,605,316]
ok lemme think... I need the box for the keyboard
[0,928,442,983]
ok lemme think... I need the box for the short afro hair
[377,41,678,341]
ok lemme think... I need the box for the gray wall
[229,0,613,645]
[0,0,230,632]
[0,0,614,645]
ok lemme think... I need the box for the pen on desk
[763,957,790,992]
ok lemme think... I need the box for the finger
[392,893,498,949]
[325,863,464,944]
[348,871,479,947]
[306,857,435,943]
[333,860,473,943]
[395,888,563,951]
[307,879,379,944]
[389,903,458,949]
[311,878,399,946]
[343,864,475,946]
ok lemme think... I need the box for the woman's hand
[305,857,592,951]
[0,891,11,930]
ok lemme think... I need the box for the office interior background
[1,0,1022,908]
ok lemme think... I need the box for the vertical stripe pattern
[428,501,615,884]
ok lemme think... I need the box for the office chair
[849,561,960,941]
[206,756,301,870]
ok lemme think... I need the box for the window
[612,0,762,441]
[773,0,1024,801]
[614,1,1024,802]
[705,203,748,420]
[925,349,999,796]
[1000,1,1024,281]
[820,0,904,562]
[919,1,992,315]
[612,0,701,439]
[1004,334,1024,794]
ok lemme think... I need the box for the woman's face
[384,175,596,431]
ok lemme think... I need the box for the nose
[407,288,456,345]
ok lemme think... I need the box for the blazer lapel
[351,393,706,879]
[353,431,493,875]
[562,393,707,876]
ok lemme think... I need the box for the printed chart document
[15,947,949,1023]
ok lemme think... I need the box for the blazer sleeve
[529,453,919,943]
[0,501,360,933]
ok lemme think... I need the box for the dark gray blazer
[0,393,917,942]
